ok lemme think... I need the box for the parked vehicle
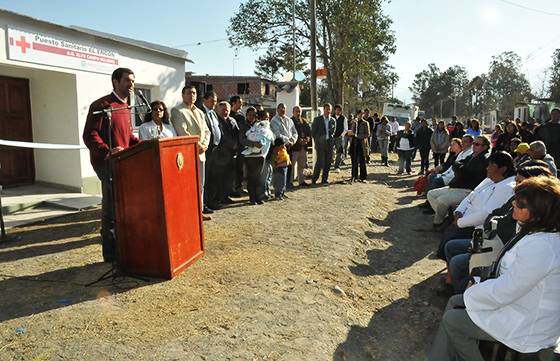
[382,103,419,129]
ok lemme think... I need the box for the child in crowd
[271,138,290,200]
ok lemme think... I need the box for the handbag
[414,175,428,195]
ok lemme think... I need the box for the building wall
[0,12,186,194]
[276,86,301,116]
[0,65,83,189]
[187,75,277,101]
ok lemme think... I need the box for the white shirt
[455,176,516,228]
[396,132,414,151]
[389,120,399,135]
[271,114,298,145]
[441,147,474,185]
[138,121,176,140]
[465,232,560,353]
[323,116,331,140]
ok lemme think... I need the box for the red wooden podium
[111,136,204,279]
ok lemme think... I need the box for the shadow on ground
[0,262,161,322]
[0,210,160,322]
[349,206,438,276]
[333,273,446,361]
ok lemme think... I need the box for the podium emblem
[176,152,184,171]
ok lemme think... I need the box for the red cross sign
[15,36,31,54]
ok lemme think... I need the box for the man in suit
[229,95,246,196]
[171,85,212,221]
[209,101,239,207]
[333,104,348,172]
[199,91,222,210]
[311,103,336,185]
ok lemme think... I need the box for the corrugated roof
[0,8,191,62]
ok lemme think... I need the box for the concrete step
[1,184,101,215]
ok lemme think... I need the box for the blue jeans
[427,173,445,192]
[272,166,287,197]
[334,136,345,168]
[263,160,273,197]
[445,239,472,293]
[397,149,413,173]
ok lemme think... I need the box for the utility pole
[440,99,443,119]
[453,96,457,117]
[292,0,296,80]
[310,0,317,113]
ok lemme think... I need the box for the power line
[174,38,229,48]
[496,0,560,17]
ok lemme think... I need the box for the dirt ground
[0,154,449,361]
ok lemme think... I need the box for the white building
[0,9,189,194]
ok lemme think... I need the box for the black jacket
[484,196,516,245]
[291,117,311,152]
[536,122,560,169]
[415,126,433,150]
[213,116,239,166]
[449,150,489,190]
[395,129,415,149]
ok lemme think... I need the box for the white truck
[382,103,419,129]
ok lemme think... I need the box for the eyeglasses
[153,108,164,112]
[473,142,485,146]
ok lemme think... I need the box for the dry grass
[0,154,446,361]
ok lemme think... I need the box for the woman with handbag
[427,175,560,360]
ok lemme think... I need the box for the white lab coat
[464,232,560,353]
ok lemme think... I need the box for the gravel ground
[0,154,448,361]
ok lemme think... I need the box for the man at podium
[83,67,139,263]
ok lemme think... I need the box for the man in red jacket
[83,67,139,262]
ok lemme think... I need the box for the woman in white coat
[427,175,560,360]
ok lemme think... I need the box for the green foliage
[484,51,532,117]
[409,51,532,119]
[549,49,560,102]
[228,0,396,105]
[409,64,469,118]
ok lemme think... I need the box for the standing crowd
[83,68,560,359]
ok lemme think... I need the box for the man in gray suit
[311,103,336,185]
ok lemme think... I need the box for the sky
[1,0,558,104]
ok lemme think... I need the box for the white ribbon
[0,139,86,150]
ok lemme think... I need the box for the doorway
[0,76,34,187]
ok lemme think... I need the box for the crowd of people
[84,68,559,359]
[404,114,560,359]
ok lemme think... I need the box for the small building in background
[185,73,277,110]
[0,9,189,194]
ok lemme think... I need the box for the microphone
[136,89,152,113]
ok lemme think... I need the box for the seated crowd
[408,114,560,359]
[139,87,560,358]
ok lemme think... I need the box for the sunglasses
[153,108,164,112]
[473,142,485,146]
[513,199,528,209]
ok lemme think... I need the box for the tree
[549,49,560,102]
[483,51,532,118]
[228,0,396,105]
[409,64,470,118]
